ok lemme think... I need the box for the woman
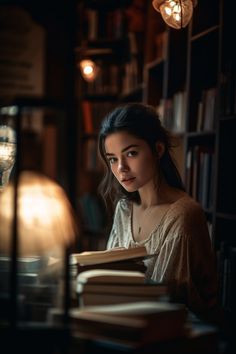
[98,102,220,323]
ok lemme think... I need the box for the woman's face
[104,131,157,193]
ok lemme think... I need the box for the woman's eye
[127,151,137,157]
[108,157,117,164]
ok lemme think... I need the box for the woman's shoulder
[168,195,207,230]
[114,198,132,217]
[173,195,203,213]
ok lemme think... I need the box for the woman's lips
[121,177,135,186]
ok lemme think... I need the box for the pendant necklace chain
[136,206,154,235]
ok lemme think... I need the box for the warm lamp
[79,59,99,82]
[152,0,198,29]
[0,171,78,256]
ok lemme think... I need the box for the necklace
[133,201,173,241]
[134,205,155,236]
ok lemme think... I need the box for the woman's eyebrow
[105,144,139,156]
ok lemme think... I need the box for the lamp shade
[152,0,197,29]
[0,171,78,256]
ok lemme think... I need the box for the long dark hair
[98,103,185,206]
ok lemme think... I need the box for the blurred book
[48,301,187,344]
[0,256,43,273]
[0,271,39,292]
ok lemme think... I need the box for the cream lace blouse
[106,196,219,318]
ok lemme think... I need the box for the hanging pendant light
[152,0,198,29]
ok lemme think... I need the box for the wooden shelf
[191,25,219,42]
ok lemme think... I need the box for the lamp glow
[152,0,197,29]
[0,171,78,256]
[79,59,98,82]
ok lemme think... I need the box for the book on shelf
[185,145,215,209]
[48,301,187,344]
[196,88,217,132]
[85,64,120,95]
[82,101,117,134]
[81,100,93,134]
[144,1,166,64]
[172,91,186,133]
[186,148,194,195]
[76,269,169,306]
[203,88,217,131]
[86,9,98,40]
[191,145,201,201]
[71,246,149,274]
[121,32,141,95]
[85,7,126,41]
[196,101,204,132]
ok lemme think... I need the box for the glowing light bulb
[152,0,197,29]
[79,59,98,82]
[84,65,93,76]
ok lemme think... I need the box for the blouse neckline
[129,196,188,246]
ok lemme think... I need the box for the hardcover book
[48,301,187,344]
[76,269,169,306]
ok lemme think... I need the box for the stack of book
[69,246,171,307]
[76,268,169,306]
[49,246,220,347]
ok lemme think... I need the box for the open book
[72,246,148,265]
[71,246,149,273]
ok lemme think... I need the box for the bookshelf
[75,0,148,249]
[183,0,236,339]
[142,2,188,179]
[76,0,146,172]
[76,0,235,332]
